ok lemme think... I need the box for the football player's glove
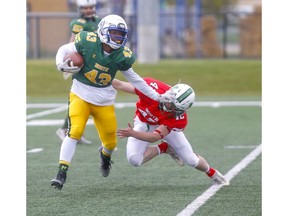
[57,59,81,73]
[158,90,175,103]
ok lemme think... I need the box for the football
[63,52,84,68]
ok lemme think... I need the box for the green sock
[58,164,69,173]
[101,153,111,162]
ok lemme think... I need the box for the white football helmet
[159,84,195,116]
[76,0,97,17]
[97,14,128,49]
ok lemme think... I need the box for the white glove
[158,90,175,103]
[57,58,81,73]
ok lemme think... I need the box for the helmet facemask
[104,25,128,49]
[159,102,185,117]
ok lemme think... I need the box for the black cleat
[50,172,67,190]
[99,147,114,177]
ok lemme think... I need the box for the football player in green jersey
[69,0,101,45]
[56,0,101,145]
[51,14,168,190]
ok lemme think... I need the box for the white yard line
[26,106,67,120]
[27,148,44,153]
[27,101,261,109]
[26,101,261,125]
[176,144,262,216]
[224,145,257,149]
[26,119,94,126]
[194,101,261,107]
[26,103,66,108]
[26,101,261,123]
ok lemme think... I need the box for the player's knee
[127,153,143,167]
[69,125,84,140]
[186,154,199,167]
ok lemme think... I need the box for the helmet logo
[177,88,193,103]
[118,23,126,29]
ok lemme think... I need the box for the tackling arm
[117,124,170,143]
[112,79,136,94]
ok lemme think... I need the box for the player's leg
[126,117,160,166]
[132,140,176,166]
[127,136,150,166]
[56,113,69,141]
[165,132,200,167]
[165,132,229,185]
[51,93,90,189]
[91,105,117,177]
[56,112,92,145]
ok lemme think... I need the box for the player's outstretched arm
[117,124,169,143]
[121,68,160,100]
[112,79,136,94]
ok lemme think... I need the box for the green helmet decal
[177,88,193,103]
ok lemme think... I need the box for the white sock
[59,136,78,163]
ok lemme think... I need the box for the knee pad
[127,153,143,167]
[186,153,200,167]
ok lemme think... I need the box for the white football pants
[126,116,200,167]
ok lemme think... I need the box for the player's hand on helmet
[57,59,81,73]
[158,90,175,103]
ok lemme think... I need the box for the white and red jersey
[134,77,188,132]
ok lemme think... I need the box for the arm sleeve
[121,68,159,101]
[55,42,77,66]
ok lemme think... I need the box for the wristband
[154,129,164,139]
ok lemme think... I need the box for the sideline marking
[27,148,44,153]
[176,144,262,216]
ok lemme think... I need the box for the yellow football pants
[67,92,117,152]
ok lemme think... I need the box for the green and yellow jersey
[73,31,136,88]
[70,15,101,35]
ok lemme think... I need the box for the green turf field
[27,59,261,98]
[27,59,261,216]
